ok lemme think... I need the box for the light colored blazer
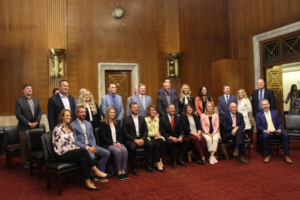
[71,119,96,149]
[145,116,165,141]
[130,94,153,118]
[100,94,124,121]
[238,98,252,130]
[200,113,221,139]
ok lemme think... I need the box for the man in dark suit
[157,79,177,96]
[222,102,248,164]
[218,85,237,122]
[130,83,152,117]
[157,81,179,116]
[15,84,42,171]
[251,79,275,119]
[256,99,292,164]
[47,80,76,131]
[72,106,111,182]
[160,103,189,168]
[122,102,154,176]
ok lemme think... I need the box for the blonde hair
[237,89,248,100]
[77,89,97,114]
[103,107,117,125]
[204,102,215,115]
[179,84,192,103]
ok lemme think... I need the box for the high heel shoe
[155,166,165,173]
[85,185,100,191]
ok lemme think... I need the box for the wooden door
[105,70,131,117]
[265,67,283,120]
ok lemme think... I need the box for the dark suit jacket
[251,88,275,118]
[47,93,76,131]
[157,93,179,116]
[218,94,237,122]
[122,115,148,143]
[222,112,245,143]
[180,114,202,137]
[177,96,195,115]
[15,96,42,131]
[159,114,184,139]
[158,88,177,96]
[255,109,283,133]
[99,120,122,149]
[85,103,101,129]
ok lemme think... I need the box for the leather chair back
[94,127,100,146]
[41,132,56,160]
[26,128,44,152]
[3,126,20,147]
[39,123,46,133]
[285,114,300,130]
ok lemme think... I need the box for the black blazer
[177,96,195,115]
[222,112,245,143]
[251,88,275,118]
[15,96,42,131]
[122,115,148,143]
[180,114,202,137]
[99,120,122,149]
[159,114,184,139]
[157,93,179,116]
[47,93,76,131]
[85,103,101,129]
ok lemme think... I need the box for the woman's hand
[69,147,80,151]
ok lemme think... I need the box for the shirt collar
[77,118,85,124]
[25,96,32,100]
[131,114,139,119]
[59,92,68,98]
[109,93,116,98]
[259,88,265,92]
[139,94,144,98]
[164,91,170,96]
[230,112,236,117]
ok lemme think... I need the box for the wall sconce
[167,52,183,77]
[48,48,66,78]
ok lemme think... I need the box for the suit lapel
[107,95,112,107]
[56,93,65,109]
[22,96,33,117]
[129,115,137,135]
[74,120,84,135]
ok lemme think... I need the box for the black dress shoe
[85,185,100,191]
[201,159,206,165]
[171,160,177,169]
[145,164,154,173]
[155,166,165,173]
[95,174,111,180]
[24,168,29,172]
[118,174,125,180]
[132,166,139,176]
[177,158,188,167]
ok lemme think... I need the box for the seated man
[160,103,189,168]
[72,106,111,182]
[122,102,154,176]
[222,102,248,164]
[256,99,292,164]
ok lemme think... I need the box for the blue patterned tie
[226,95,229,105]
[112,95,117,109]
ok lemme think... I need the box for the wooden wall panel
[0,0,48,116]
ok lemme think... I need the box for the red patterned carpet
[1,136,300,200]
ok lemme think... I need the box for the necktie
[259,90,263,110]
[112,95,117,109]
[226,95,229,105]
[266,112,275,132]
[141,96,145,109]
[232,115,236,127]
[171,116,174,131]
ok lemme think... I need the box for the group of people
[14,78,295,191]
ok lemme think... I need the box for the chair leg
[46,170,50,189]
[57,173,62,196]
[29,159,33,176]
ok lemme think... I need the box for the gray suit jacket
[126,96,132,116]
[217,94,237,122]
[157,93,178,116]
[71,119,96,149]
[130,94,153,117]
[15,96,42,131]
[100,94,124,121]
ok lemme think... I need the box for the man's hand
[87,146,96,153]
[170,137,178,143]
[134,139,144,146]
[275,130,281,135]
[264,130,272,135]
[177,136,183,143]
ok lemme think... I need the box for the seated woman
[180,103,206,165]
[145,105,165,172]
[53,109,109,191]
[99,107,129,180]
[177,84,195,115]
[77,89,101,130]
[195,86,214,117]
[201,102,221,165]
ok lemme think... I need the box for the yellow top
[145,116,165,141]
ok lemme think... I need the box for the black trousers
[125,139,153,165]
[150,138,165,162]
[165,137,190,160]
[55,148,95,180]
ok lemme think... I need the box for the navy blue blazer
[255,109,283,133]
[218,94,237,122]
[158,88,177,96]
[251,89,275,118]
[222,111,245,143]
[47,93,76,131]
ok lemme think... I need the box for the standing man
[15,84,42,171]
[122,102,154,176]
[130,83,152,118]
[157,81,179,116]
[126,86,138,116]
[47,80,76,131]
[218,85,237,123]
[75,88,86,105]
[251,79,275,119]
[72,106,111,182]
[100,83,124,122]
[158,79,177,96]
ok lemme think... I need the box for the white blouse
[110,123,117,143]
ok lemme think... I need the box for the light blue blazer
[100,94,124,121]
[71,119,96,149]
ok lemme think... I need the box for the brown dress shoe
[233,149,239,157]
[283,156,293,164]
[264,156,271,163]
[238,156,248,164]
[221,144,229,160]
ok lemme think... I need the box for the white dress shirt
[132,115,140,137]
[110,123,117,143]
[184,95,189,105]
[87,107,93,121]
[59,93,71,110]
[224,94,230,104]
[77,119,90,148]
